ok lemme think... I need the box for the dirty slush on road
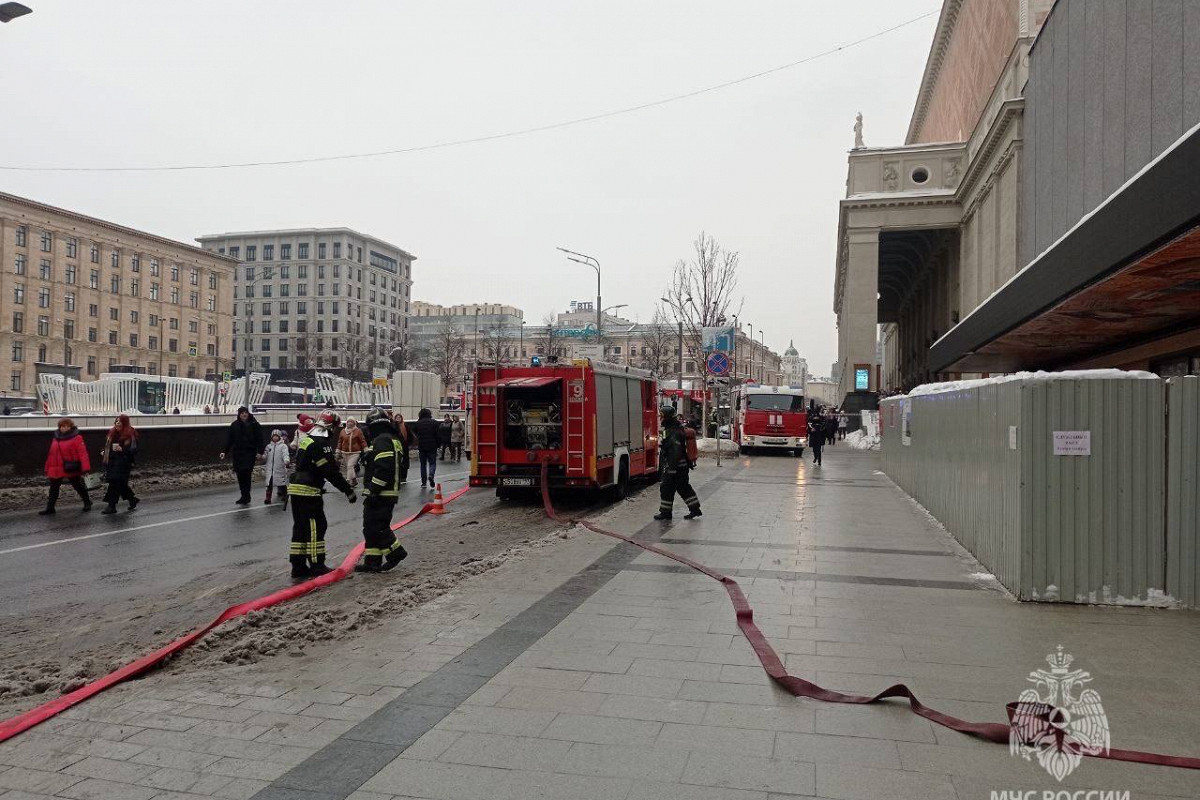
[0,490,601,721]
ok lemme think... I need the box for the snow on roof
[902,369,1159,398]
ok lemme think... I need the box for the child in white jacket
[263,429,292,504]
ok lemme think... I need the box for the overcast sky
[1,1,937,376]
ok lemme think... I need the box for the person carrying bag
[41,418,93,515]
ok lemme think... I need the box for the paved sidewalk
[2,449,1199,800]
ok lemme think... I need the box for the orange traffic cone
[428,483,446,515]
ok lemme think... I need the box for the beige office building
[0,192,237,399]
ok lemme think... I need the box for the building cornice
[955,98,1025,204]
[906,0,965,144]
[0,190,239,266]
[196,227,416,262]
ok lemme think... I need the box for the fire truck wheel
[794,448,804,457]
[739,446,750,455]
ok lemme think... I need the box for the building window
[318,243,326,259]
[88,327,97,342]
[206,343,215,356]
[11,312,23,333]
[108,330,118,345]
[89,269,99,289]
[331,319,339,333]
[40,231,52,252]
[190,268,198,285]
[88,304,97,317]
[278,264,289,279]
[244,266,255,282]
[10,373,20,391]
[297,301,307,315]
[38,288,50,308]
[109,307,119,321]
[229,246,240,259]
[262,284,273,298]
[130,310,140,324]
[65,292,76,312]
[127,252,135,270]
[64,320,75,339]
[149,335,158,350]
[207,296,216,311]
[297,319,307,333]
[86,356,96,376]
[66,238,78,258]
[170,288,180,304]
[15,226,26,247]
[279,283,289,297]
[281,244,292,260]
[208,273,217,290]
[90,243,99,263]
[261,320,272,333]
[130,279,140,297]
[130,333,139,348]
[261,338,271,351]
[170,264,179,282]
[149,258,159,276]
[261,301,271,315]
[150,283,159,300]
[263,244,274,260]
[332,264,341,278]
[189,291,199,308]
[298,283,308,296]
[245,245,256,262]
[110,276,121,293]
[11,342,22,362]
[332,242,342,259]
[278,338,288,351]
[65,264,77,284]
[168,364,178,377]
[297,264,308,279]
[37,344,47,362]
[279,319,289,333]
[14,254,25,275]
[298,243,309,259]
[169,339,178,353]
[39,259,51,280]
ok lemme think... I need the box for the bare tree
[639,306,676,377]
[426,322,465,387]
[336,334,373,377]
[662,232,743,430]
[292,328,322,371]
[533,314,559,359]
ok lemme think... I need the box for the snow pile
[1073,586,1178,608]
[905,369,1159,398]
[844,429,880,451]
[696,437,738,456]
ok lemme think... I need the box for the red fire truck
[469,361,660,498]
[732,384,808,456]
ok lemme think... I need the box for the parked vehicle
[469,360,659,498]
[732,384,807,456]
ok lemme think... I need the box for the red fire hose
[539,463,1200,771]
[0,486,471,744]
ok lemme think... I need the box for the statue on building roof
[853,112,864,149]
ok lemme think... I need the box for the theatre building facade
[833,0,1200,405]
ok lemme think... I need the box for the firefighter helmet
[317,410,340,429]
[659,403,678,419]
[364,407,392,435]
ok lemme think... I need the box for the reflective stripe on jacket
[287,433,352,497]
[364,431,403,499]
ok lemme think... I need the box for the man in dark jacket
[220,406,263,505]
[808,418,827,466]
[654,405,702,521]
[412,408,440,489]
[437,415,453,460]
[354,408,408,573]
[287,410,357,578]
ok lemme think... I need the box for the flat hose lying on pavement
[0,486,471,744]
[538,463,1200,771]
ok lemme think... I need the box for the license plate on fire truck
[501,477,534,487]
[764,438,786,445]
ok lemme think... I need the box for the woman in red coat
[41,417,93,515]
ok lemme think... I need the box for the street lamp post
[557,247,601,336]
[519,321,525,364]
[758,330,766,383]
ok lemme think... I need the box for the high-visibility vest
[287,435,332,497]
[365,435,403,499]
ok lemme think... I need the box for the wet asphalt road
[0,464,472,621]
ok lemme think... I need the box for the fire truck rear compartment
[502,385,564,452]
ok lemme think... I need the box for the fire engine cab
[732,384,807,456]
[469,361,659,498]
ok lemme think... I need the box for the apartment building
[0,191,237,397]
[196,228,414,375]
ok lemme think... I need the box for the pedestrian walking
[437,414,453,460]
[354,408,408,573]
[809,418,826,466]
[286,410,356,579]
[654,405,702,521]
[40,417,93,515]
[413,408,440,488]
[262,429,291,505]
[100,414,139,514]
[337,417,367,487]
[220,406,263,506]
[393,412,414,484]
[450,415,466,462]
[838,412,848,440]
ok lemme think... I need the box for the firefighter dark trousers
[659,469,700,516]
[362,496,407,568]
[289,495,328,569]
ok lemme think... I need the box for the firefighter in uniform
[354,408,409,573]
[287,410,357,578]
[654,404,703,521]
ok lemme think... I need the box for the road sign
[188,346,198,357]
[706,351,730,376]
[575,343,602,361]
[702,326,735,353]
[222,371,232,382]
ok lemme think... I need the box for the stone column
[838,227,880,402]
